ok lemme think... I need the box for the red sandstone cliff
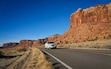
[17,34,60,47]
[58,3,111,44]
[32,34,60,46]
[18,40,33,47]
[32,39,47,46]
[2,34,60,47]
[48,34,61,42]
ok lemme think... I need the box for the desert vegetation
[58,39,111,49]
[0,47,53,69]
[0,47,29,69]
[22,47,53,69]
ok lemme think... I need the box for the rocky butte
[3,42,19,47]
[57,3,111,44]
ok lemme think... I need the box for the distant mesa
[2,34,61,47]
[2,3,111,47]
[3,42,19,47]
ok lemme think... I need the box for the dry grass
[6,50,30,69]
[24,47,53,69]
[0,47,53,69]
[57,39,111,49]
[16,46,27,52]
[36,48,53,69]
[0,47,28,69]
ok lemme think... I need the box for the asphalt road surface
[40,48,111,69]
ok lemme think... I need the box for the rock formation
[18,40,33,47]
[32,38,47,46]
[58,3,111,44]
[48,34,61,42]
[3,42,19,47]
[18,34,60,46]
[2,34,60,47]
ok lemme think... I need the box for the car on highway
[45,42,56,49]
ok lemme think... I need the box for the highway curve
[40,48,111,69]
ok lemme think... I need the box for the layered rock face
[58,3,111,44]
[19,34,60,46]
[18,40,33,47]
[2,34,60,47]
[32,38,47,46]
[17,34,60,47]
[3,42,19,47]
[70,5,109,28]
[48,34,60,42]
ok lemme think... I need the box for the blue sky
[0,0,111,46]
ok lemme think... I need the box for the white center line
[42,50,73,69]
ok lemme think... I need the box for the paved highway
[40,48,111,69]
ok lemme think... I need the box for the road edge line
[42,50,73,69]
